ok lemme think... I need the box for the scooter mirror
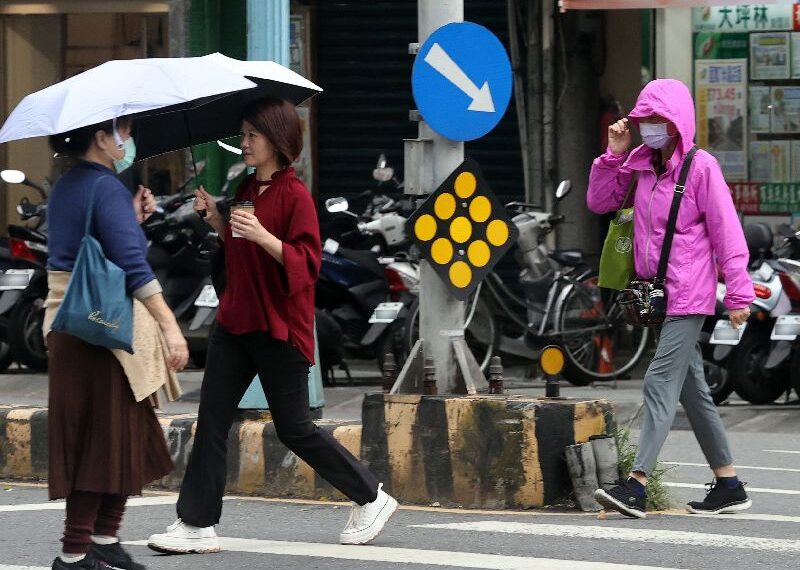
[1,169,26,184]
[372,167,394,182]
[555,179,572,200]
[325,197,349,213]
[227,162,247,181]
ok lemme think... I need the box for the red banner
[561,1,790,10]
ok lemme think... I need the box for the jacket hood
[629,79,696,154]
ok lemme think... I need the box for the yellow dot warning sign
[405,158,519,301]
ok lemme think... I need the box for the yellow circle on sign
[468,240,491,268]
[434,192,456,220]
[469,196,492,223]
[540,345,565,376]
[486,219,509,246]
[454,172,477,198]
[449,261,472,289]
[450,216,473,243]
[431,238,454,265]
[415,214,437,242]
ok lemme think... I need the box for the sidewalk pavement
[0,359,796,432]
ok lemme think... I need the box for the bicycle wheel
[405,288,498,372]
[558,276,650,385]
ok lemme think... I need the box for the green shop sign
[692,5,793,33]
[695,32,749,59]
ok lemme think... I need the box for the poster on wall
[694,32,748,60]
[770,86,800,133]
[749,141,791,183]
[792,33,800,79]
[695,59,748,181]
[749,86,771,133]
[792,141,800,182]
[750,32,790,80]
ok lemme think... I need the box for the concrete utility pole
[416,0,466,393]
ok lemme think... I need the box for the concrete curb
[1,395,616,509]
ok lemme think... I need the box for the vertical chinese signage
[695,59,748,181]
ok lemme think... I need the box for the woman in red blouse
[148,98,397,553]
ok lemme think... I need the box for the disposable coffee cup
[231,201,255,238]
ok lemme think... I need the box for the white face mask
[639,122,675,149]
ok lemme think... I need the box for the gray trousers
[633,315,734,476]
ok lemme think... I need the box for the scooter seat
[549,249,585,267]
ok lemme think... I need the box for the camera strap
[655,145,698,286]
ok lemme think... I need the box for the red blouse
[216,168,321,364]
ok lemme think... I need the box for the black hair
[48,117,132,158]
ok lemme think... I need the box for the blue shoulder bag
[51,175,134,353]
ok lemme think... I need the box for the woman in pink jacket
[587,79,754,519]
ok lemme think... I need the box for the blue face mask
[112,135,136,174]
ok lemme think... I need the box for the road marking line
[664,482,800,495]
[125,538,682,570]
[0,566,48,570]
[663,511,800,524]
[0,496,176,513]
[410,521,800,553]
[764,449,800,455]
[663,461,800,473]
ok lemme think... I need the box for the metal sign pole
[418,0,465,393]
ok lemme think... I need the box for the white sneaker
[147,519,221,554]
[339,483,398,545]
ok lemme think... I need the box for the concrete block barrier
[360,394,616,509]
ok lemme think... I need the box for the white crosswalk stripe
[124,538,684,570]
[410,521,800,552]
[0,496,177,513]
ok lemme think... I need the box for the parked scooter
[318,195,418,382]
[0,169,50,371]
[710,223,794,404]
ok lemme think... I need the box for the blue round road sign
[412,21,512,142]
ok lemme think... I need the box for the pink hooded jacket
[587,79,754,315]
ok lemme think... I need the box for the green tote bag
[598,175,636,291]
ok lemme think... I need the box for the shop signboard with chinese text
[695,59,748,181]
[692,5,795,33]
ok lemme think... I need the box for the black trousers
[177,324,379,527]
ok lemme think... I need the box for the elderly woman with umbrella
[0,55,294,570]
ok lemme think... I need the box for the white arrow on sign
[423,43,495,113]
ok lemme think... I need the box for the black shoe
[687,480,752,515]
[90,542,146,570]
[51,554,102,570]
[593,479,647,519]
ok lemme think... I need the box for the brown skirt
[47,331,174,500]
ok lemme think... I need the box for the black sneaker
[687,480,752,515]
[90,542,145,570]
[593,479,647,519]
[51,554,103,570]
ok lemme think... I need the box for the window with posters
[693,4,800,227]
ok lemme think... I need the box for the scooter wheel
[8,297,48,372]
[728,327,789,405]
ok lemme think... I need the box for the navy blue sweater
[47,161,156,293]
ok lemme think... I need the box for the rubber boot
[565,442,603,511]
[590,434,621,491]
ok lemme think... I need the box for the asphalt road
[1,361,798,569]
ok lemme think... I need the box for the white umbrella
[0,56,257,144]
